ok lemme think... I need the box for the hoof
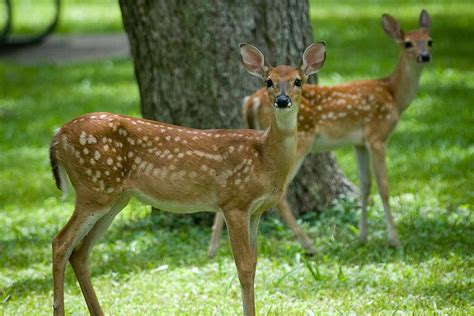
[388,238,401,248]
[303,244,317,257]
[359,233,368,245]
[207,247,218,259]
[207,245,219,259]
[300,237,317,256]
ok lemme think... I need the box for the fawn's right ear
[240,43,268,79]
[382,14,403,43]
[419,9,432,30]
[301,41,326,78]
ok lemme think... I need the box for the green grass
[0,0,473,314]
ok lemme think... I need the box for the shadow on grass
[2,203,471,300]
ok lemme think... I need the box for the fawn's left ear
[419,9,432,30]
[300,41,326,78]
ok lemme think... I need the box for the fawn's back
[52,112,281,213]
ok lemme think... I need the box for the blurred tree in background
[119,0,355,220]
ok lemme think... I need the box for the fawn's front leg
[355,145,372,244]
[276,197,316,254]
[368,141,401,248]
[224,209,261,316]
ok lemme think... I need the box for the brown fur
[51,112,293,209]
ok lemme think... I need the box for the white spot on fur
[79,131,87,145]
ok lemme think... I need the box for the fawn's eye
[294,78,302,87]
[266,79,274,88]
[428,39,433,47]
[404,41,413,48]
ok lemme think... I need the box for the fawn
[208,10,432,258]
[50,42,326,315]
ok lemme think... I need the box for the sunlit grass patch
[0,196,472,314]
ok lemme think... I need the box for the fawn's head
[382,9,432,64]
[240,42,326,110]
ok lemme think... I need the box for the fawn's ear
[419,9,431,30]
[300,41,326,78]
[240,43,268,79]
[382,14,403,43]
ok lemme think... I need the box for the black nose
[418,53,431,63]
[275,94,292,108]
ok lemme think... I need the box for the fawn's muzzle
[417,53,431,63]
[274,94,292,108]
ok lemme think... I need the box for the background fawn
[208,10,432,258]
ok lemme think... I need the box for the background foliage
[0,0,472,314]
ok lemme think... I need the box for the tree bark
[119,0,355,219]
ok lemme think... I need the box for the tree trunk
[119,0,355,220]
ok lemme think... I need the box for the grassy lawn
[0,0,473,314]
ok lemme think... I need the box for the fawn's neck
[262,108,298,189]
[388,52,425,112]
